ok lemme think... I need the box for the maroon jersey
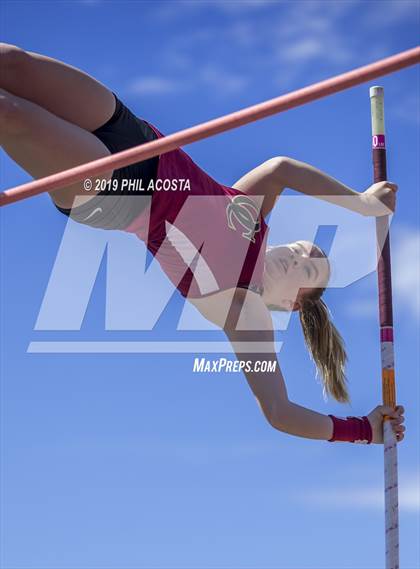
[124,123,269,299]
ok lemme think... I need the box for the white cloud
[215,0,275,14]
[142,0,413,101]
[147,0,361,98]
[343,225,420,321]
[273,0,357,65]
[296,471,420,512]
[200,65,249,95]
[344,297,378,318]
[392,225,420,319]
[280,38,325,63]
[126,66,248,98]
[362,0,419,28]
[127,77,186,96]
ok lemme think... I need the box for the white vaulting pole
[370,86,399,569]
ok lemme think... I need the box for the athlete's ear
[292,300,302,312]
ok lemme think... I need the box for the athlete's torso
[124,122,269,299]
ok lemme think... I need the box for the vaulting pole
[370,86,399,569]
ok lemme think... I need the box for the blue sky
[1,1,419,568]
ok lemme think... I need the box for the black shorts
[55,94,158,230]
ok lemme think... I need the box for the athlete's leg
[232,157,288,219]
[0,88,112,209]
[0,43,115,131]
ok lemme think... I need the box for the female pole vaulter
[0,44,405,445]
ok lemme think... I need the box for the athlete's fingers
[377,405,399,418]
[391,416,404,425]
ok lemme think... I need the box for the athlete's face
[262,240,330,312]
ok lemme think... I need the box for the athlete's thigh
[232,159,284,218]
[1,91,112,209]
[1,43,115,131]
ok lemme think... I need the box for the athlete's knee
[0,43,29,67]
[0,43,30,86]
[0,89,27,135]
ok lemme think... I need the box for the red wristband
[328,415,373,444]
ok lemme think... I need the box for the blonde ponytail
[299,296,349,403]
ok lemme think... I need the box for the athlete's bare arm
[208,288,335,440]
[233,156,397,218]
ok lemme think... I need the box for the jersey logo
[226,195,261,243]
